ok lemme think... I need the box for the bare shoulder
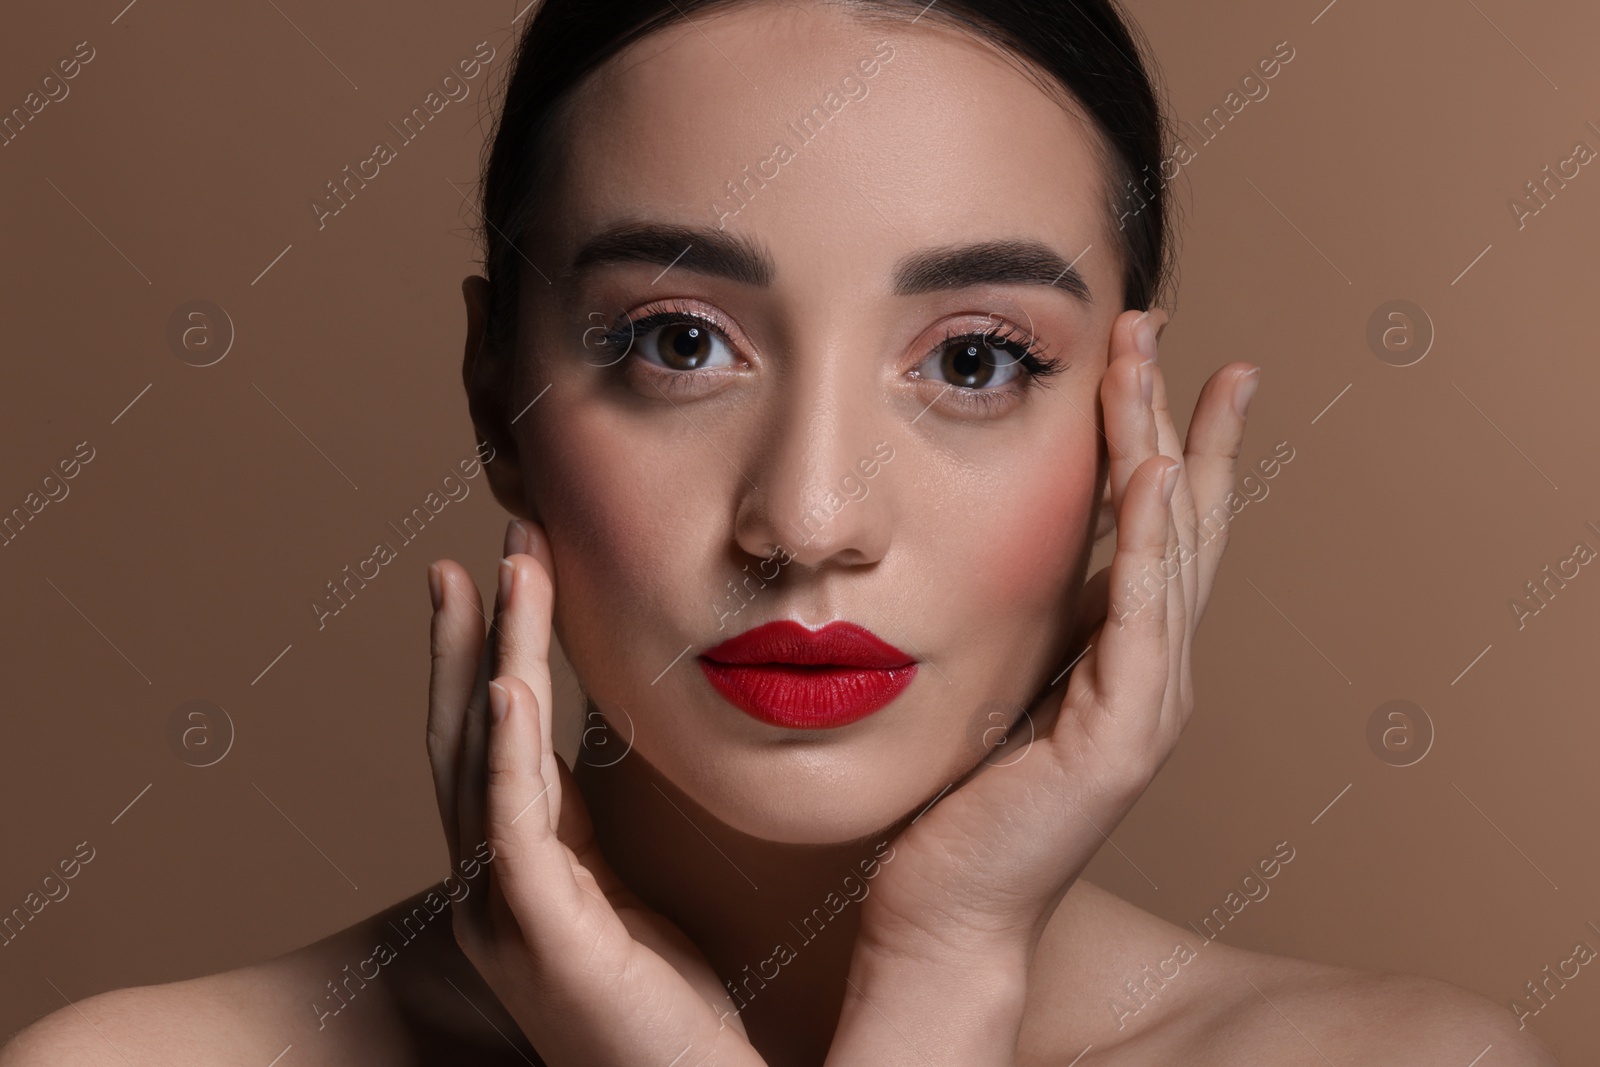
[1188,950,1563,1066]
[1024,880,1562,1066]
[0,888,476,1067]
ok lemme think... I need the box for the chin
[690,777,915,847]
[640,728,932,847]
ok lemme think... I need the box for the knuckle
[1102,748,1157,799]
[425,722,456,764]
[429,617,463,666]
[484,745,522,787]
[1080,741,1152,802]
[520,557,554,607]
[1065,715,1157,799]
[497,625,535,667]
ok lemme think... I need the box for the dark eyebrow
[563,223,1091,303]
[564,222,775,287]
[891,239,1092,303]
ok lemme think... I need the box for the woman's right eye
[589,309,742,373]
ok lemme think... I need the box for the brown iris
[655,323,715,370]
[941,337,1005,388]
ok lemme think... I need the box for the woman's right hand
[426,518,766,1066]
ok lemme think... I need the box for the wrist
[852,930,1032,1001]
[855,891,1043,977]
[827,938,1030,1067]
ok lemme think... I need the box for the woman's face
[489,1,1129,844]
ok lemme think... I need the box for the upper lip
[699,619,915,668]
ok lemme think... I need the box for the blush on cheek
[963,456,1098,647]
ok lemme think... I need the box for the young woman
[1,0,1561,1063]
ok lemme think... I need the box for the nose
[732,351,894,570]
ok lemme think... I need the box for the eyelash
[593,302,733,370]
[592,300,1068,413]
[923,321,1066,415]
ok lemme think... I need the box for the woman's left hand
[827,309,1260,1065]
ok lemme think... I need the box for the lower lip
[697,661,918,729]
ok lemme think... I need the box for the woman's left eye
[913,328,1062,391]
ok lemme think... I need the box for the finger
[494,521,559,829]
[1140,320,1204,629]
[1146,362,1195,563]
[1021,560,1115,751]
[550,752,634,903]
[1070,565,1110,665]
[1100,316,1170,638]
[1102,310,1161,520]
[482,675,592,946]
[1144,362,1193,713]
[1081,453,1179,758]
[456,626,495,879]
[458,519,526,878]
[1115,319,1202,724]
[1159,448,1191,737]
[1142,322,1184,472]
[1182,363,1259,624]
[425,559,486,867]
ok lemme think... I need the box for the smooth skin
[430,306,1206,1066]
[0,336,1558,1066]
[1,2,1562,1064]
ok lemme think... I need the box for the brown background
[2,0,1597,1057]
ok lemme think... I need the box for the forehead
[542,2,1117,297]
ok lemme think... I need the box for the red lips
[697,620,918,729]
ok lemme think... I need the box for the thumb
[552,752,629,901]
[1070,565,1111,664]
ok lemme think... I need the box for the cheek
[894,443,1099,794]
[942,447,1100,628]
[518,405,737,674]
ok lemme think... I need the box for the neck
[573,721,902,1065]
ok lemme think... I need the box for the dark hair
[473,0,1174,365]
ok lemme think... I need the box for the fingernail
[1134,314,1159,362]
[1234,366,1261,419]
[489,681,510,724]
[503,519,525,558]
[1138,358,1156,405]
[427,563,443,612]
[1162,460,1180,503]
[498,557,515,605]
